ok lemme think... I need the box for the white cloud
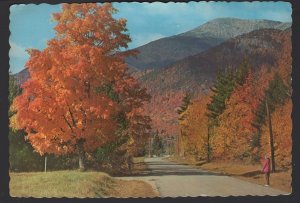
[9,41,28,59]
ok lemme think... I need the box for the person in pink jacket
[262,155,271,186]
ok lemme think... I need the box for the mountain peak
[125,17,290,71]
[209,17,281,23]
[181,18,290,40]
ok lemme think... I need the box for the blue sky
[9,2,292,74]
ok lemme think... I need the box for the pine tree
[177,93,191,120]
[265,72,290,110]
[152,131,164,156]
[234,60,251,86]
[207,70,232,124]
[252,72,289,132]
[177,93,192,156]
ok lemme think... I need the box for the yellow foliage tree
[178,95,210,160]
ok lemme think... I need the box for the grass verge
[10,170,157,198]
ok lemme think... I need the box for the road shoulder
[166,156,292,193]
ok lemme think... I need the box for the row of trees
[178,53,292,169]
[10,3,152,172]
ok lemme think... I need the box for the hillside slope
[12,18,291,84]
[141,28,291,136]
[126,18,290,70]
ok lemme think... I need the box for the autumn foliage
[178,30,292,169]
[10,3,292,173]
[260,100,292,169]
[11,3,151,169]
[213,68,267,160]
[178,94,210,160]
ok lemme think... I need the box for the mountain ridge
[125,17,291,70]
[12,18,291,79]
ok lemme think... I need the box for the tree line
[178,47,292,170]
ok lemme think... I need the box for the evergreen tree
[206,69,234,124]
[177,93,191,121]
[177,93,192,156]
[252,72,289,132]
[207,62,251,125]
[265,72,290,111]
[152,131,164,156]
[234,60,251,86]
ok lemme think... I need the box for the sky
[9,2,292,74]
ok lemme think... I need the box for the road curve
[118,157,288,197]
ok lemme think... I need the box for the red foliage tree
[11,3,150,170]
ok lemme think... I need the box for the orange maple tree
[11,3,150,170]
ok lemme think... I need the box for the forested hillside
[141,29,291,138]
[178,29,291,168]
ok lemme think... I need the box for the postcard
[7,1,292,198]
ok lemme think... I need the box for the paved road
[118,157,288,197]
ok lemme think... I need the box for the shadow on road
[126,160,225,177]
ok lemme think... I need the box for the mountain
[11,68,30,87]
[125,18,291,70]
[141,28,291,136]
[13,18,291,85]
[142,28,290,96]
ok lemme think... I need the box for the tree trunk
[149,137,152,157]
[176,134,179,156]
[180,129,183,157]
[44,156,47,173]
[223,134,227,157]
[207,125,211,163]
[266,100,276,172]
[78,141,85,171]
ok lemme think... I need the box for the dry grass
[200,161,292,193]
[106,157,158,197]
[10,170,157,198]
[168,157,292,193]
[10,170,111,198]
[107,179,158,198]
